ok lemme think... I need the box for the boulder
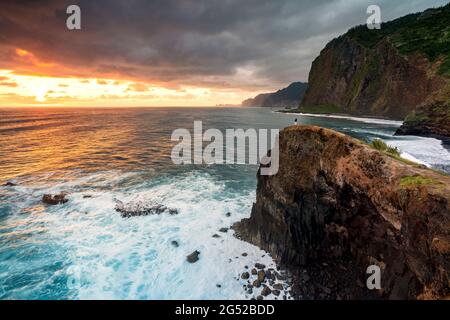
[42,193,68,205]
[186,250,200,263]
[115,199,178,218]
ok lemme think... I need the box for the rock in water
[4,182,16,187]
[234,125,450,299]
[254,263,265,270]
[115,199,178,218]
[241,272,250,280]
[42,193,68,205]
[273,283,283,291]
[257,270,266,283]
[187,250,200,263]
[261,286,271,296]
[219,227,228,233]
[171,240,179,248]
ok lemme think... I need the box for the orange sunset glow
[0,49,255,107]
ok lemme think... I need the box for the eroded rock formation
[234,126,450,299]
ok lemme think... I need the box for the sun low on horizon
[0,48,256,107]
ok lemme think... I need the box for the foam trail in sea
[0,171,292,300]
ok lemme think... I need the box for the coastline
[276,110,404,126]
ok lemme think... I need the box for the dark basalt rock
[219,227,228,233]
[257,270,266,283]
[115,200,178,218]
[42,193,68,205]
[261,286,271,296]
[234,126,450,300]
[187,250,200,263]
[171,240,179,248]
[4,182,16,187]
[254,263,265,270]
[396,100,450,138]
[241,272,250,280]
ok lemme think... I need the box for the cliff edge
[234,126,450,299]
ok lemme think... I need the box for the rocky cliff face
[296,5,450,130]
[234,126,450,299]
[242,82,308,108]
[300,37,445,120]
[396,89,450,138]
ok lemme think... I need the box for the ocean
[1,107,449,299]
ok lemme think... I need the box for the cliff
[396,86,450,138]
[242,82,308,108]
[293,4,450,133]
[234,126,450,299]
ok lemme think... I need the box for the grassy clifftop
[291,3,450,127]
[347,4,450,77]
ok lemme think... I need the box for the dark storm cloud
[0,0,448,90]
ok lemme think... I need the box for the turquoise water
[1,107,449,299]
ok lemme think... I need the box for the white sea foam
[387,136,450,169]
[8,171,291,300]
[284,112,403,126]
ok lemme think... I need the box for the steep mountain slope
[292,4,450,132]
[242,82,308,108]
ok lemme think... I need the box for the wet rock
[42,193,68,205]
[171,240,179,247]
[252,280,261,288]
[272,289,281,296]
[83,195,92,199]
[241,252,248,257]
[257,270,266,282]
[255,263,265,269]
[115,199,178,218]
[212,234,221,238]
[251,268,257,275]
[4,182,16,187]
[275,272,287,281]
[273,283,283,290]
[244,265,249,269]
[241,272,250,280]
[226,212,231,217]
[187,250,200,263]
[261,286,271,296]
[256,295,264,300]
[247,288,253,294]
[216,284,221,288]
[219,227,229,233]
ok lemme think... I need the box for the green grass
[368,139,421,165]
[404,113,430,123]
[346,4,450,77]
[370,139,401,157]
[399,175,442,187]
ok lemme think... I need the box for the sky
[0,0,448,107]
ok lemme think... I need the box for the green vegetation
[370,139,401,157]
[399,175,442,187]
[346,4,450,77]
[404,113,430,123]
